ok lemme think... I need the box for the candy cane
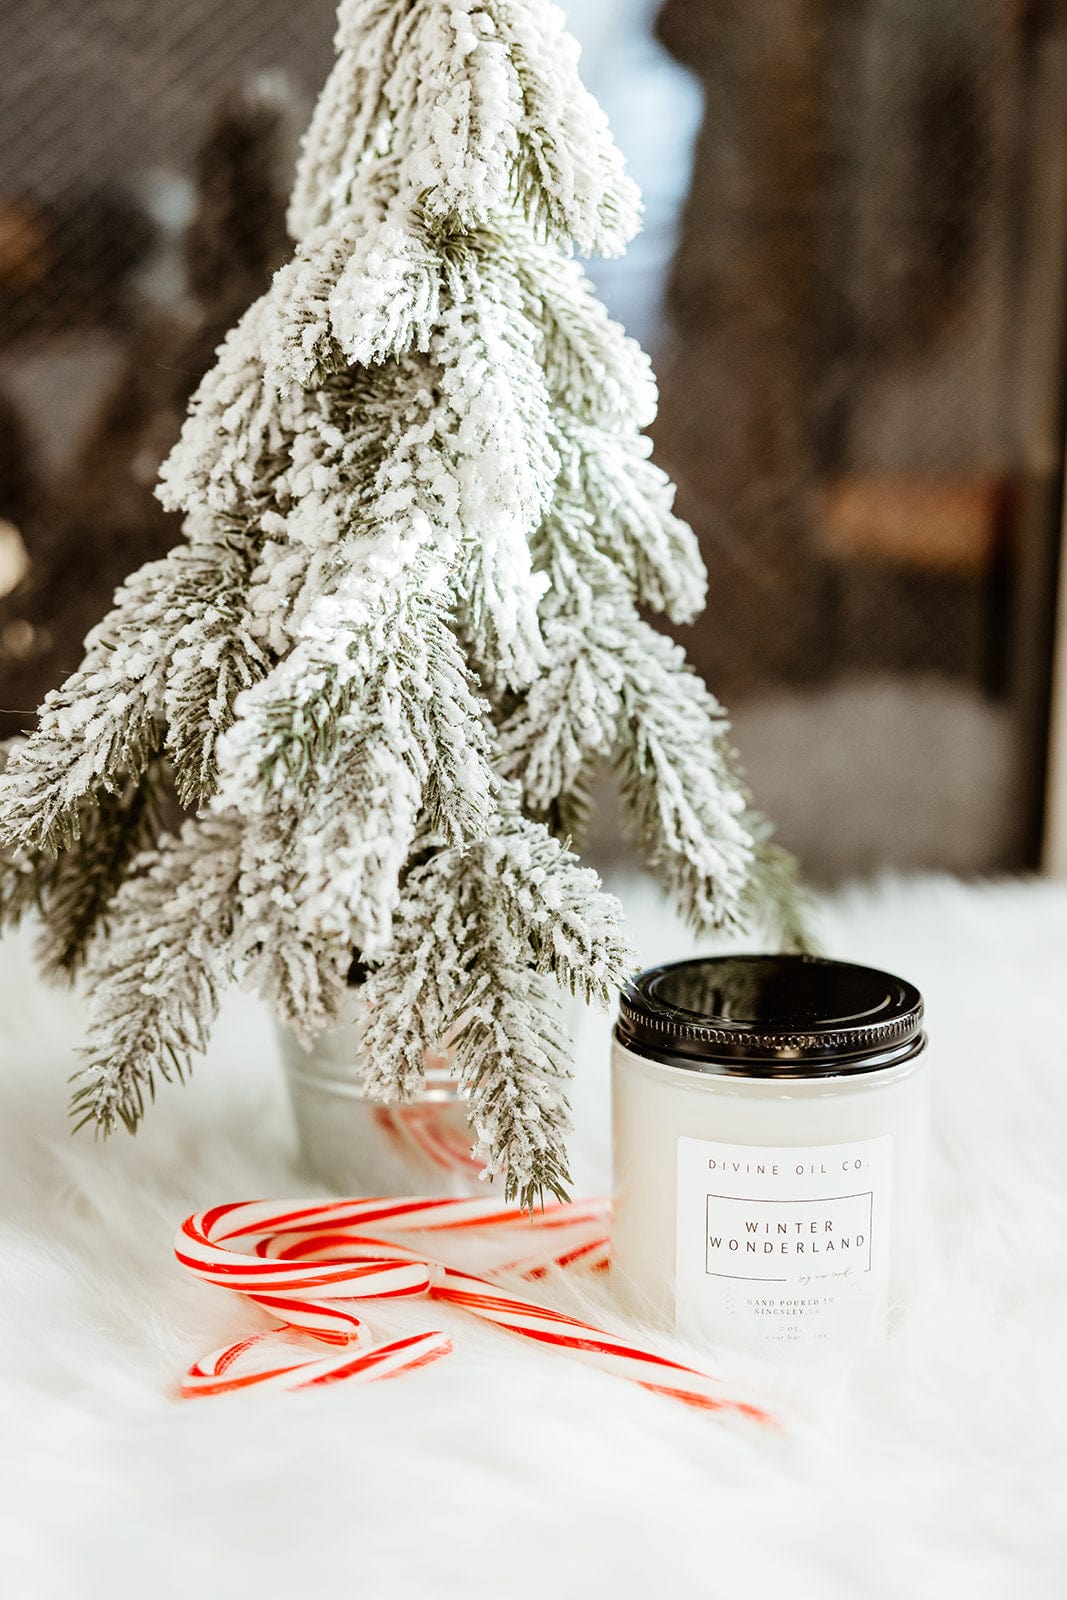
[183,1330,453,1398]
[191,1194,607,1238]
[371,1039,482,1180]
[175,1197,774,1424]
[373,1103,484,1178]
[176,1207,438,1343]
[431,1268,770,1418]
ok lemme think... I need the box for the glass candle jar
[611,954,929,1356]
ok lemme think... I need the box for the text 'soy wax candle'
[611,955,929,1356]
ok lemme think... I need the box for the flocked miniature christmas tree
[0,0,800,1206]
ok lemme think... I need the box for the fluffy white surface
[2,874,1066,1600]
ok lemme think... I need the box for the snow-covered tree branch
[0,0,802,1207]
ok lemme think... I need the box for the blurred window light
[0,520,29,599]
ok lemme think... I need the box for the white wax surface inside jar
[611,1040,930,1357]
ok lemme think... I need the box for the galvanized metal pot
[279,999,483,1197]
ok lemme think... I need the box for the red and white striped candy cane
[431,1268,772,1420]
[176,1204,437,1342]
[183,1330,453,1399]
[373,1103,484,1179]
[174,1196,605,1394]
[175,1196,774,1424]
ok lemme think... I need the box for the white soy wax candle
[611,955,929,1356]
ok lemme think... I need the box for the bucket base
[280,1022,485,1198]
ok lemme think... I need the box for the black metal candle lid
[616,954,925,1078]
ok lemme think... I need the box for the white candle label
[675,1135,893,1351]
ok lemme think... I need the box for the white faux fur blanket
[2,874,1066,1600]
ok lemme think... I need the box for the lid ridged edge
[616,954,925,1078]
